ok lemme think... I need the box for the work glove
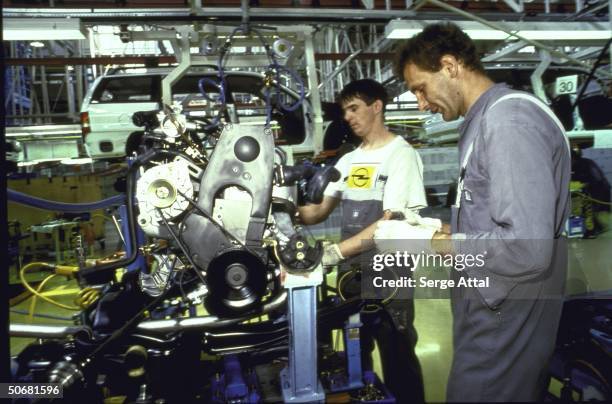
[374,218,440,254]
[398,209,443,231]
[374,220,438,241]
[321,243,344,267]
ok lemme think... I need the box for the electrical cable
[19,263,80,311]
[571,36,612,112]
[209,23,305,129]
[74,288,101,309]
[197,77,226,130]
[91,214,113,222]
[28,274,58,322]
[336,267,398,306]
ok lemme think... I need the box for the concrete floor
[9,213,611,402]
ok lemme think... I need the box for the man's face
[341,97,381,138]
[403,62,462,121]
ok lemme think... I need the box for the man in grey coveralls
[393,23,571,401]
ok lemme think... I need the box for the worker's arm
[297,196,340,225]
[337,210,392,257]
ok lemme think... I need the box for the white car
[80,68,312,159]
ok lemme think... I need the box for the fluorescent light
[3,18,85,41]
[385,20,611,42]
[519,30,612,40]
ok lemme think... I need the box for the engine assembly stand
[280,264,325,403]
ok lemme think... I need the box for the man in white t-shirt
[298,79,427,403]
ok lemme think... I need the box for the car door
[86,75,161,156]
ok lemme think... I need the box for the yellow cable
[337,268,399,306]
[91,214,113,222]
[75,288,100,309]
[19,263,80,311]
[28,274,58,323]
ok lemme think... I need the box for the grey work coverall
[339,163,425,404]
[447,84,571,402]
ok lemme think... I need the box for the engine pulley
[204,249,269,317]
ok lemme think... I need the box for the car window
[172,75,220,108]
[91,76,159,103]
[89,72,306,145]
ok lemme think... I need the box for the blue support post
[223,355,248,401]
[210,355,261,403]
[344,313,364,390]
[280,266,325,403]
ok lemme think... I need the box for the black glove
[305,165,341,204]
[277,162,340,205]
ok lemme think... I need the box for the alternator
[136,158,194,237]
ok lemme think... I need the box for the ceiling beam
[4,53,397,66]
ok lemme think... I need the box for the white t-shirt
[324,136,427,212]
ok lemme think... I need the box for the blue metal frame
[280,267,325,403]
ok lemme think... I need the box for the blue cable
[206,24,306,130]
[270,62,306,113]
[198,77,226,130]
[197,77,225,103]
[8,189,125,213]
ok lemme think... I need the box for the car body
[80,68,312,159]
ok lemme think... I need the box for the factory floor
[9,213,612,403]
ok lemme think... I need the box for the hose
[7,189,125,213]
[19,263,80,311]
[74,288,101,309]
[28,273,58,322]
[215,24,305,128]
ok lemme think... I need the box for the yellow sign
[348,166,375,188]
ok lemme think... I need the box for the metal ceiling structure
[3,0,611,126]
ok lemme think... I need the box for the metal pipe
[64,66,77,121]
[3,7,416,21]
[137,291,288,333]
[10,324,92,339]
[317,50,363,90]
[241,0,249,27]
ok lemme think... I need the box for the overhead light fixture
[385,20,611,42]
[3,18,86,41]
[29,41,45,48]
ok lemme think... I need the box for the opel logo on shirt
[349,166,373,188]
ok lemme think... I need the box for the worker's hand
[374,220,438,254]
[401,209,443,231]
[374,220,438,241]
[321,242,344,267]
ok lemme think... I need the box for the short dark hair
[394,22,485,78]
[339,79,388,109]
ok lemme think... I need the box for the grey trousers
[447,283,564,402]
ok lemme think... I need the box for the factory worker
[379,22,571,402]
